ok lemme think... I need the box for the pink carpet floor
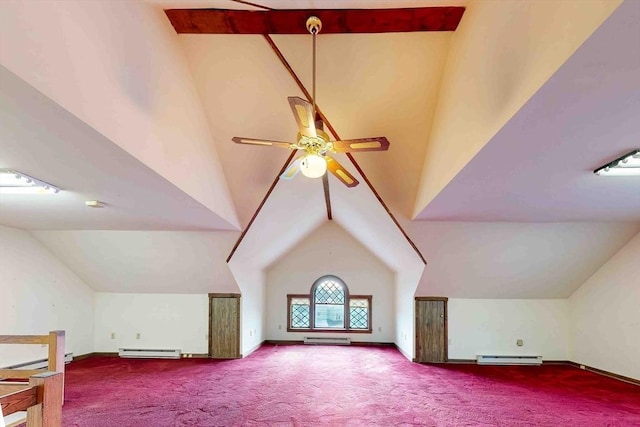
[62,344,640,426]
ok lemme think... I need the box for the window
[290,297,310,329]
[287,275,372,333]
[349,298,370,330]
[314,278,346,328]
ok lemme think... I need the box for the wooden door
[415,297,448,363]
[209,294,240,359]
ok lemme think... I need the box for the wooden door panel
[209,295,240,359]
[415,298,447,363]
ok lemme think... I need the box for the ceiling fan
[231,16,390,188]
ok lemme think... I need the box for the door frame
[208,293,241,359]
[414,296,448,363]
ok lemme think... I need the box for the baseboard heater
[2,352,73,370]
[303,337,351,345]
[477,355,542,365]
[118,348,181,359]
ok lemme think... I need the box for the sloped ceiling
[412,221,640,298]
[32,230,240,293]
[0,0,638,299]
[412,0,629,217]
[180,30,451,222]
[228,164,327,269]
[0,0,240,230]
[228,150,425,273]
[0,66,237,231]
[415,0,640,222]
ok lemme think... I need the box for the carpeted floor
[62,344,640,426]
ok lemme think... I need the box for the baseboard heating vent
[2,353,73,370]
[303,337,351,345]
[477,355,542,365]
[118,348,181,359]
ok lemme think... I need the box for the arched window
[287,275,372,333]
[312,275,348,329]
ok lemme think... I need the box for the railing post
[47,330,65,402]
[26,371,63,427]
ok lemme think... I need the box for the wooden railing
[0,331,65,380]
[0,372,63,426]
[0,331,65,426]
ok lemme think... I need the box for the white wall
[0,226,94,366]
[395,266,424,360]
[265,222,395,343]
[94,293,209,354]
[448,299,569,360]
[227,265,265,358]
[569,231,640,380]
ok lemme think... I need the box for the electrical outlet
[111,332,115,339]
[378,327,382,332]
[516,339,523,347]
[278,324,282,330]
[136,333,140,339]
[249,330,252,336]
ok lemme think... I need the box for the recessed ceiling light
[0,169,61,194]
[594,150,640,176]
[85,200,105,208]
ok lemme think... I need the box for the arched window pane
[314,280,345,304]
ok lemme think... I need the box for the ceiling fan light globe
[300,154,327,178]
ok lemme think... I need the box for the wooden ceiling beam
[165,7,465,34]
[322,173,332,220]
[226,150,298,263]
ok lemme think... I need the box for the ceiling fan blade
[280,157,302,180]
[288,97,317,138]
[331,137,390,153]
[326,155,359,188]
[232,137,292,149]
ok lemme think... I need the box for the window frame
[286,276,372,334]
[348,297,372,331]
[287,294,312,331]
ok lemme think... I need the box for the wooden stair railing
[0,331,66,426]
[0,331,66,381]
[0,372,63,426]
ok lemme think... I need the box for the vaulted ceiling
[0,0,638,297]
